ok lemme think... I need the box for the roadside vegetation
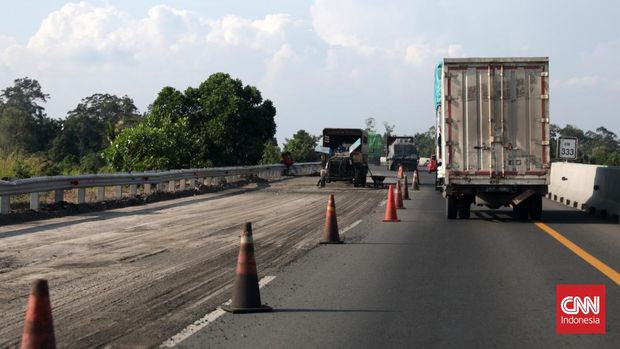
[0,74,282,179]
[1,76,618,180]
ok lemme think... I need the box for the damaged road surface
[0,176,384,348]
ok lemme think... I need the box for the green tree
[550,124,620,165]
[283,130,319,162]
[51,93,141,162]
[0,77,59,153]
[0,106,37,153]
[259,139,281,165]
[413,126,436,156]
[106,73,276,171]
[188,73,276,166]
[104,119,192,171]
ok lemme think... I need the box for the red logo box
[556,284,606,334]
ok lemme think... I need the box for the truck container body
[435,57,550,219]
[386,136,419,171]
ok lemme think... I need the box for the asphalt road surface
[173,170,619,348]
[0,175,386,348]
[1,169,618,348]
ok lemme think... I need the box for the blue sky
[1,1,618,144]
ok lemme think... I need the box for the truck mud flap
[511,189,535,207]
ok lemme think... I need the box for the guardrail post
[54,189,64,203]
[180,179,186,191]
[129,184,137,196]
[0,195,9,214]
[97,187,105,201]
[30,192,40,211]
[144,183,151,195]
[169,180,176,192]
[76,188,86,204]
[157,182,164,192]
[115,186,122,199]
[189,178,196,189]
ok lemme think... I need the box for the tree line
[0,74,318,179]
[408,124,620,166]
[3,74,616,180]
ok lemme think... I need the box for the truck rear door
[443,58,549,183]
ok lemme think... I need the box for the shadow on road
[469,209,614,225]
[345,242,420,246]
[273,308,399,314]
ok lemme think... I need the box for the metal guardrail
[0,162,321,214]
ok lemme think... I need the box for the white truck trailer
[434,57,550,220]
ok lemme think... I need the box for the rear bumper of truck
[444,182,548,209]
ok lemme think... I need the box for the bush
[259,140,281,165]
[12,159,32,178]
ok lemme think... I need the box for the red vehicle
[427,155,438,173]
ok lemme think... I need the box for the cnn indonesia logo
[556,284,606,334]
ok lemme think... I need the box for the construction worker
[428,155,438,173]
[281,151,293,175]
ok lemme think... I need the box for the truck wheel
[458,198,471,219]
[513,203,529,221]
[528,195,543,220]
[446,195,457,219]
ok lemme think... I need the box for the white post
[97,187,105,201]
[189,178,196,189]
[76,188,86,204]
[143,183,151,195]
[0,195,9,214]
[180,179,186,191]
[115,186,122,199]
[169,180,176,192]
[30,192,40,211]
[54,189,64,203]
[129,184,138,196]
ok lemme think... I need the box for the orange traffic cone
[383,185,400,222]
[320,194,343,244]
[395,180,405,209]
[412,170,420,191]
[21,279,56,349]
[221,222,272,313]
[397,164,404,179]
[403,175,411,200]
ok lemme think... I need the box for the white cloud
[404,42,464,67]
[206,14,291,50]
[262,43,295,86]
[27,2,131,56]
[0,2,297,118]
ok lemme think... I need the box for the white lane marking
[160,275,276,348]
[340,219,362,236]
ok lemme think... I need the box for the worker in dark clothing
[281,151,293,175]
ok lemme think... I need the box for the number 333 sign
[558,137,578,160]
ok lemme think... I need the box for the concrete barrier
[549,162,620,221]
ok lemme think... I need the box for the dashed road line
[340,219,363,236]
[160,275,277,348]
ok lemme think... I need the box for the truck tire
[458,198,471,219]
[513,202,529,221]
[446,195,457,219]
[528,195,543,220]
